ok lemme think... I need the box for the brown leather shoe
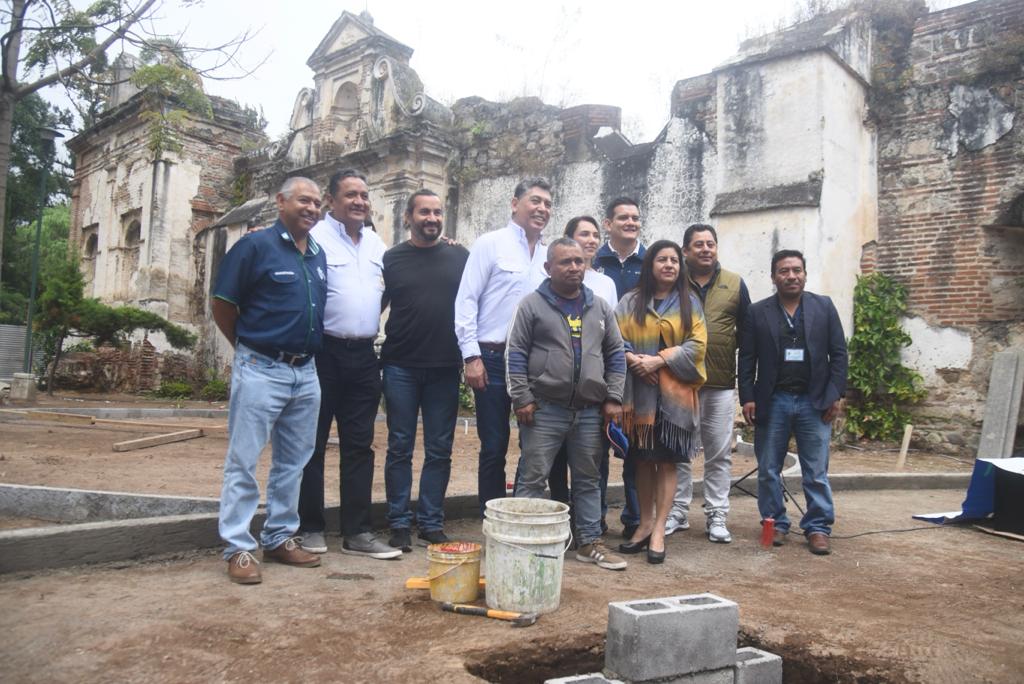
[772,530,788,547]
[227,551,262,584]
[264,537,322,567]
[808,532,831,555]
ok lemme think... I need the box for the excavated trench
[463,629,911,683]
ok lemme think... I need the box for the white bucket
[482,497,571,615]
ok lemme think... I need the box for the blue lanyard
[779,301,802,335]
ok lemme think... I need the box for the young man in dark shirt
[381,189,469,550]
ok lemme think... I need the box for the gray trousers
[671,387,736,518]
[516,400,604,544]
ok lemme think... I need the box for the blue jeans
[754,391,835,536]
[383,364,459,531]
[516,400,604,544]
[549,441,611,522]
[473,348,512,516]
[219,343,321,558]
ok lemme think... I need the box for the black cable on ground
[824,525,960,540]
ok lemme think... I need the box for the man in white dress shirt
[454,177,551,515]
[297,169,400,560]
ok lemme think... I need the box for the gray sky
[97,1,877,141]
[50,0,968,142]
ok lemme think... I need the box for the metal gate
[0,324,28,381]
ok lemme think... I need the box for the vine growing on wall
[845,272,926,441]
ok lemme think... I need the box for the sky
[44,0,968,143]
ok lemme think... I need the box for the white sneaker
[706,510,732,544]
[665,513,690,536]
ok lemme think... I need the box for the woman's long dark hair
[631,239,691,332]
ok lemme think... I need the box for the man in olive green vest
[665,224,750,543]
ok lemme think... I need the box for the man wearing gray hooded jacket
[506,238,628,571]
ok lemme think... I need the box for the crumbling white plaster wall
[711,50,875,332]
[716,207,821,300]
[900,316,973,383]
[646,117,717,240]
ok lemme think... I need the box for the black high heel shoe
[647,547,666,564]
[618,535,651,554]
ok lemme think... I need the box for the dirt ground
[3,393,1016,683]
[0,392,971,507]
[1,489,1021,683]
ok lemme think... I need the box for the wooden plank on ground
[112,429,204,452]
[25,411,96,425]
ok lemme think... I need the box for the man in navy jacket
[738,249,847,555]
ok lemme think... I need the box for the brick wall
[875,0,1024,452]
[876,0,1024,327]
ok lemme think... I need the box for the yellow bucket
[426,541,482,603]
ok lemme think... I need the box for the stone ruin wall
[445,0,1023,454]
[68,95,265,336]
[868,0,1024,452]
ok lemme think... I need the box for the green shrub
[200,378,229,401]
[845,273,926,441]
[458,381,475,412]
[154,380,193,399]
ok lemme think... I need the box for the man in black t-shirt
[381,189,470,551]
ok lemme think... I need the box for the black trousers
[298,336,381,537]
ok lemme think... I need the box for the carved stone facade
[68,3,1023,452]
[66,81,266,347]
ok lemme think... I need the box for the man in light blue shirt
[454,177,551,515]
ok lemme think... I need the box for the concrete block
[734,647,783,684]
[605,593,739,682]
[545,674,622,684]
[978,349,1023,459]
[10,373,36,402]
[660,667,733,683]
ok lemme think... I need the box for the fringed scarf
[614,290,707,456]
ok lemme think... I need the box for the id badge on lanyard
[782,306,804,362]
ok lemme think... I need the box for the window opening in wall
[125,219,142,247]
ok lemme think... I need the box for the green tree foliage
[34,249,196,393]
[0,92,72,323]
[131,39,213,159]
[1,0,260,291]
[0,204,71,324]
[845,273,926,441]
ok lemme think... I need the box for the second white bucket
[482,497,571,615]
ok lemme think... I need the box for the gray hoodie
[506,279,626,410]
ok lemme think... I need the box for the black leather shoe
[647,548,666,564]
[618,535,651,554]
[621,524,638,539]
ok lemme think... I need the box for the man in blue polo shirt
[212,176,328,584]
[594,196,646,539]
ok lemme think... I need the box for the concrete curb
[0,471,971,574]
[0,483,219,523]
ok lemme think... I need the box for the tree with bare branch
[0,0,263,290]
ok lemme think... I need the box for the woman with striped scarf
[614,240,707,563]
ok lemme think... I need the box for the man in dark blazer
[738,249,847,555]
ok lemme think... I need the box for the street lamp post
[22,125,64,374]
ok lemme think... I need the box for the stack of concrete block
[602,593,781,684]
